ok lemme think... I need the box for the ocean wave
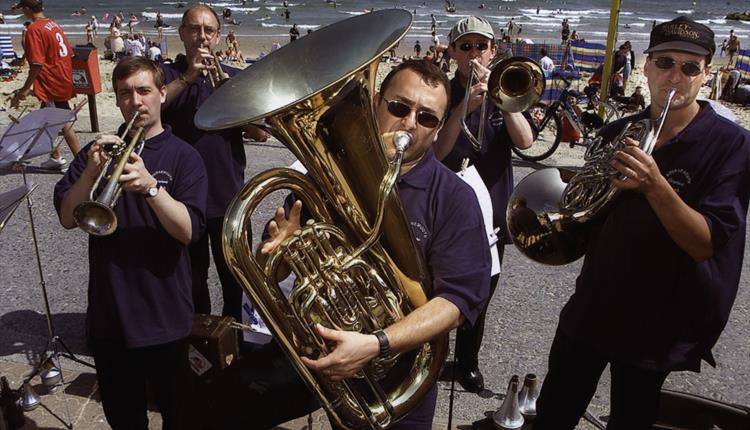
[676,9,694,14]
[3,14,22,20]
[141,12,183,19]
[696,19,727,25]
[266,6,278,11]
[229,7,261,12]
[518,8,610,17]
[338,11,364,16]
[520,15,581,23]
[260,22,319,29]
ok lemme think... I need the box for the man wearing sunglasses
[434,15,537,394]
[247,60,491,430]
[534,16,750,429]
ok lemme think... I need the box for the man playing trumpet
[161,4,267,321]
[53,57,208,429]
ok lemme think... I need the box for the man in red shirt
[10,0,80,170]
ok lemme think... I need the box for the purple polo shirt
[53,127,208,348]
[559,101,750,371]
[161,56,245,219]
[441,76,537,245]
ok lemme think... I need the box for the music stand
[0,107,92,429]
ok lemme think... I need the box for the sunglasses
[459,42,490,52]
[652,56,703,77]
[384,99,441,128]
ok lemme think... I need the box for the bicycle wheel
[513,103,562,162]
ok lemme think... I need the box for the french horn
[507,88,677,265]
[195,10,446,430]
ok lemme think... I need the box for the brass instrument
[506,88,677,265]
[204,43,229,89]
[73,113,144,236]
[194,10,446,430]
[460,51,545,150]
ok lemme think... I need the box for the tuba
[506,88,677,265]
[460,50,545,150]
[195,10,446,430]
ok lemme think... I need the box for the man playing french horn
[161,4,267,322]
[257,60,492,429]
[53,57,208,429]
[533,16,750,429]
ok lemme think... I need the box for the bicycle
[512,73,622,162]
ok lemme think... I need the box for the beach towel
[570,40,606,73]
[736,49,750,81]
[0,34,16,59]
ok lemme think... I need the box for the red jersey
[24,18,75,102]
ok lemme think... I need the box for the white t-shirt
[540,55,555,76]
[148,45,162,60]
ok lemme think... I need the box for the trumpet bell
[493,375,524,430]
[506,168,588,265]
[73,201,118,236]
[518,373,541,419]
[488,56,546,113]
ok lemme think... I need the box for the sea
[1,0,747,53]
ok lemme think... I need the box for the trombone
[460,50,546,151]
[73,113,144,236]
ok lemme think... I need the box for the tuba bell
[460,49,545,150]
[195,10,446,430]
[506,88,677,265]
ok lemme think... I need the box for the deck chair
[736,48,750,82]
[0,34,16,60]
[569,40,606,73]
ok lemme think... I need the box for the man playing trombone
[53,57,208,429]
[434,16,537,393]
[161,4,266,321]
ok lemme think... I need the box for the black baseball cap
[11,0,43,10]
[644,16,715,61]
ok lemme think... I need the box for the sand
[1,32,747,156]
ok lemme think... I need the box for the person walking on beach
[561,18,570,44]
[435,15,536,394]
[539,47,555,77]
[534,16,750,429]
[9,0,80,170]
[727,29,740,66]
[161,4,266,321]
[54,56,208,430]
[414,40,422,57]
[289,23,299,42]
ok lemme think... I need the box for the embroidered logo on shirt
[152,170,174,187]
[410,221,430,243]
[665,168,692,193]
[489,111,504,127]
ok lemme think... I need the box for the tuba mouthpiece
[392,130,412,152]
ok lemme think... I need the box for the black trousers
[455,244,504,370]
[534,329,670,430]
[189,217,245,321]
[90,337,190,430]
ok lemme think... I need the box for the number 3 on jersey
[55,33,68,57]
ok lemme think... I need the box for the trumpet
[460,51,545,150]
[204,44,229,89]
[73,113,144,236]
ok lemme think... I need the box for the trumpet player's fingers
[119,152,154,193]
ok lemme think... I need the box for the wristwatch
[372,329,391,359]
[145,184,160,198]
